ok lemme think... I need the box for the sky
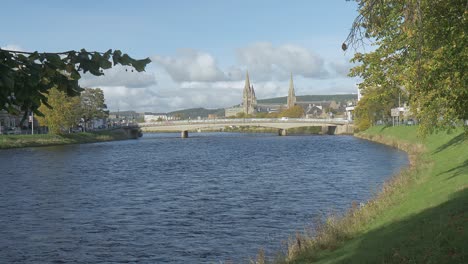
[1,0,361,113]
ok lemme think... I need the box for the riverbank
[0,129,136,149]
[271,126,467,263]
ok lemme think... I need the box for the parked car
[5,128,21,135]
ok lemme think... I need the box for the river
[0,133,407,263]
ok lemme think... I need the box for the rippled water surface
[0,133,407,263]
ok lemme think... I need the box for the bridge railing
[139,118,350,127]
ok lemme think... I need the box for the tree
[354,86,398,131]
[279,105,304,118]
[344,0,467,135]
[0,48,151,123]
[36,87,81,134]
[235,112,254,118]
[80,88,108,124]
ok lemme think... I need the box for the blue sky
[1,0,360,112]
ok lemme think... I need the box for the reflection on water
[0,133,407,263]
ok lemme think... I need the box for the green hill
[258,94,357,104]
[168,107,225,119]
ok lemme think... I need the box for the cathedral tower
[287,73,296,109]
[242,71,257,115]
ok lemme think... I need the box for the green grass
[270,125,467,264]
[0,129,133,149]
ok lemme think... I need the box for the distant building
[109,111,142,123]
[256,104,283,113]
[242,71,257,115]
[0,110,20,132]
[345,86,362,121]
[224,72,350,118]
[0,110,39,134]
[357,85,362,102]
[304,104,325,118]
[328,100,341,110]
[144,112,168,122]
[287,73,296,109]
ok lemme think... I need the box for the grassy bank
[268,126,467,263]
[0,129,134,149]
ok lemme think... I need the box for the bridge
[139,118,353,138]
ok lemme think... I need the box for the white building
[144,112,168,122]
[345,85,362,121]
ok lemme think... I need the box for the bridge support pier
[321,126,337,135]
[278,129,287,136]
[123,127,142,139]
[181,130,188,138]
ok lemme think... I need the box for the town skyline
[1,1,361,112]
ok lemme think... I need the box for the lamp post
[28,112,34,135]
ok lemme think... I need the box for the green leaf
[132,57,152,72]
[0,73,15,91]
[119,54,132,65]
[45,53,62,65]
[112,50,122,66]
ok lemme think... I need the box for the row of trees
[36,87,108,134]
[345,0,467,134]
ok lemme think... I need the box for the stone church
[224,71,297,117]
[242,71,257,115]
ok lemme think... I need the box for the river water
[0,133,407,263]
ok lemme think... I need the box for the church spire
[244,71,251,92]
[287,72,296,109]
[242,70,256,115]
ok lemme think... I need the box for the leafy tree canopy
[344,0,467,136]
[80,88,108,120]
[0,48,151,123]
[36,87,81,134]
[279,105,305,118]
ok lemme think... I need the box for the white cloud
[225,66,244,81]
[152,49,226,82]
[253,81,285,99]
[179,80,244,90]
[235,42,329,81]
[328,60,353,77]
[1,44,24,51]
[102,84,243,113]
[101,86,166,112]
[79,65,157,88]
[99,68,244,113]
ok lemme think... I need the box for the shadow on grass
[338,188,467,263]
[377,125,392,133]
[433,133,466,154]
[437,159,468,181]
